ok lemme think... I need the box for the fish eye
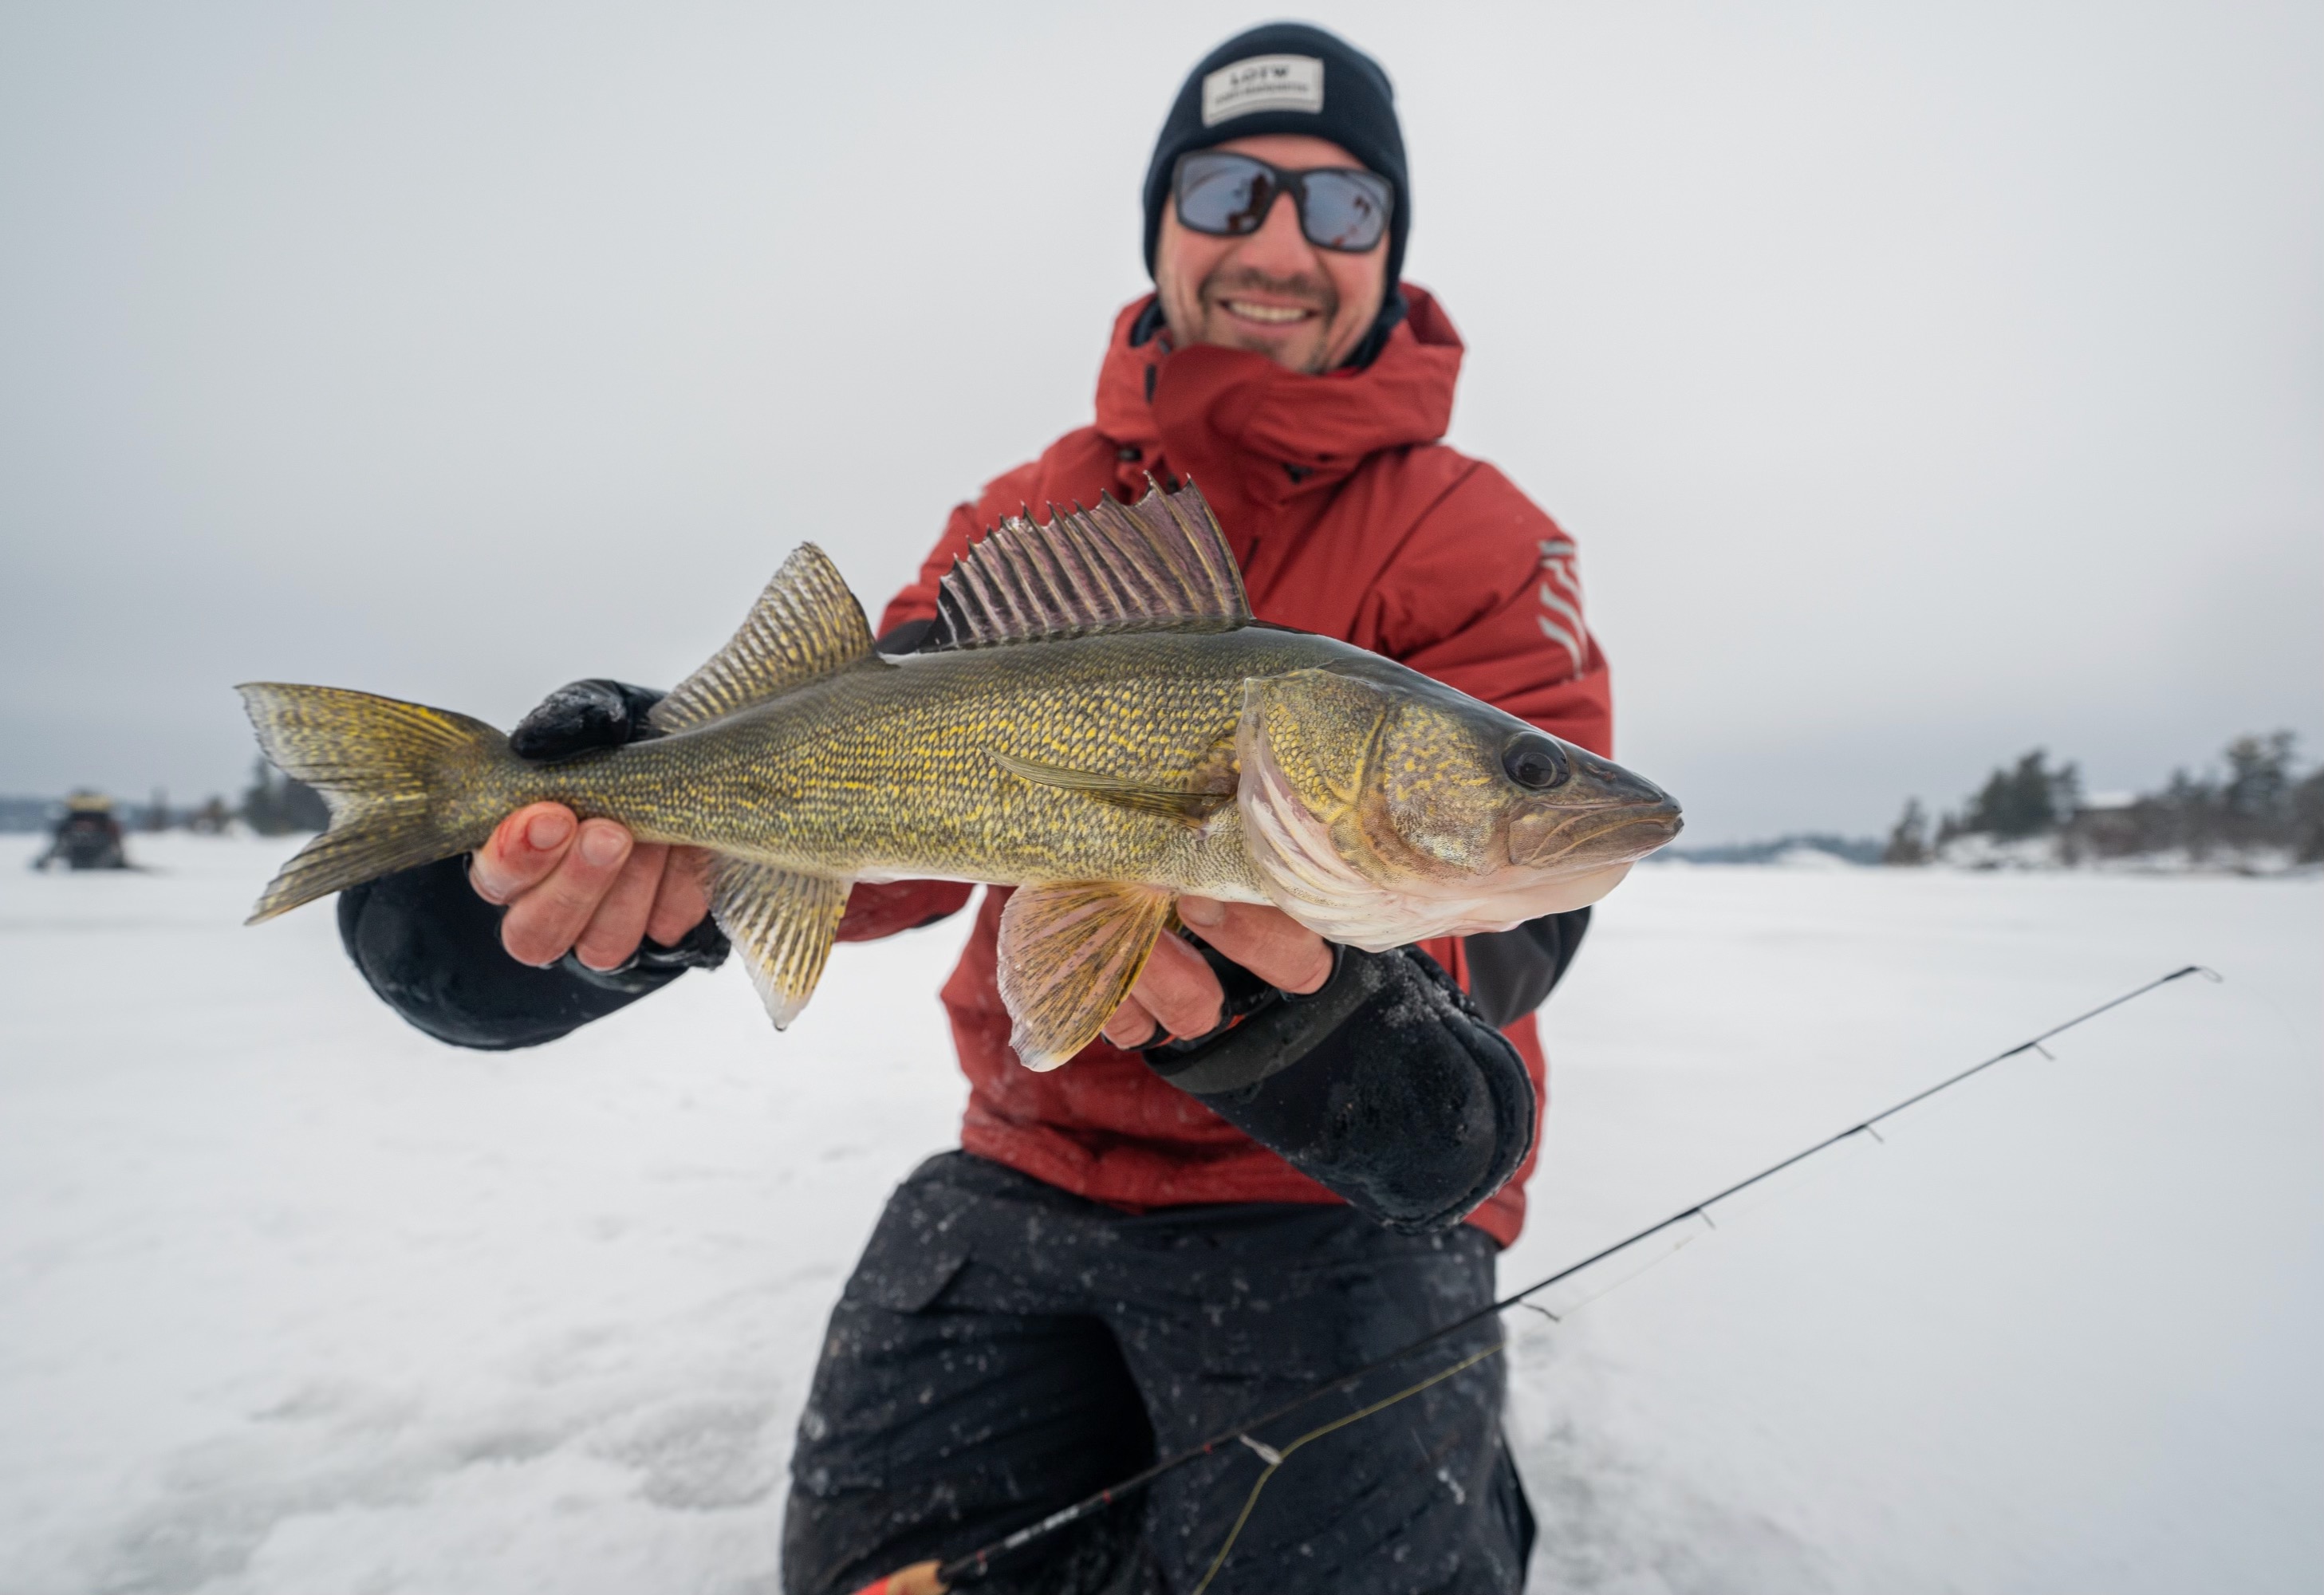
[1503,734,1570,791]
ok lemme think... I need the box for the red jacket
[837,289,1613,1246]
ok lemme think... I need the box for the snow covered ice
[2,835,2317,1593]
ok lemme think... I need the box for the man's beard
[1196,266,1341,375]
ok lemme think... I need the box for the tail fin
[238,683,512,924]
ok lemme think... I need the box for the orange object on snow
[848,1560,945,1595]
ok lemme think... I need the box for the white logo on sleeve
[1201,55,1325,125]
[1536,538,1590,680]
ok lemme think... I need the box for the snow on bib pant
[782,1152,1534,1595]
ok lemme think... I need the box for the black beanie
[1142,23,1410,294]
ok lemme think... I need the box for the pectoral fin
[708,860,850,1028]
[990,749,1233,823]
[995,881,1177,1070]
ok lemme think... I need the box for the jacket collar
[1092,286,1464,522]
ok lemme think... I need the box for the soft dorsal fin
[652,544,873,733]
[930,478,1251,651]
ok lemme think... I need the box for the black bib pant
[782,1153,1534,1595]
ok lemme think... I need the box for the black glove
[508,678,671,761]
[500,677,730,979]
[337,678,727,1050]
[1144,940,1536,1235]
[1463,908,1590,1029]
[874,617,941,656]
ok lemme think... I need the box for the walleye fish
[242,482,1680,1068]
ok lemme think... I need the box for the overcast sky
[2,1,2317,844]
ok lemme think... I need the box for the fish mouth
[1507,758,1684,870]
[1511,805,1684,869]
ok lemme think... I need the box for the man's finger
[573,842,668,971]
[1177,896,1333,994]
[644,845,714,947]
[470,804,579,904]
[1101,991,1164,1050]
[498,818,634,966]
[1123,931,1226,1040]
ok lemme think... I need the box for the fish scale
[585,627,1329,894]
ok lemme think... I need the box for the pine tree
[2292,766,2324,863]
[2220,732,2296,841]
[1882,798,1930,864]
[1962,750,2078,838]
[240,758,331,835]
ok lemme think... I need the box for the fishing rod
[853,963,2219,1595]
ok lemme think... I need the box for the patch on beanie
[1201,54,1323,125]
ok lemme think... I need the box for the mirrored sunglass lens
[1177,156,1273,235]
[1299,172,1390,250]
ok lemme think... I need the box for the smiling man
[334,22,1614,1593]
[1155,137,1394,373]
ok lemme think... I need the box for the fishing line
[1185,1341,1507,1595]
[854,963,2218,1595]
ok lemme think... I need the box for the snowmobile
[31,792,131,871]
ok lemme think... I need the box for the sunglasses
[1172,151,1394,254]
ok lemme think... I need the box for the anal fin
[709,860,850,1028]
[996,881,1177,1070]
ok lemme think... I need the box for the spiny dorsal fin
[708,858,851,1029]
[930,478,1251,651]
[652,544,872,734]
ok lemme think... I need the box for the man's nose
[1232,187,1320,275]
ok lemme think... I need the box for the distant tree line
[1885,732,2323,865]
[130,762,323,833]
[240,758,331,835]
[7,762,331,837]
[1668,833,1886,865]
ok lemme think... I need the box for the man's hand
[470,805,711,971]
[1101,896,1333,1049]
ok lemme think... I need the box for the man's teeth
[1224,300,1310,324]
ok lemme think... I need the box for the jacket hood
[1093,286,1464,522]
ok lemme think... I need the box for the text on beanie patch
[1201,55,1324,125]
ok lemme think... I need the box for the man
[338,24,1612,1593]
